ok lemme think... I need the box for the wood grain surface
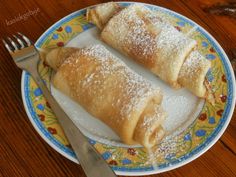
[0,0,235,176]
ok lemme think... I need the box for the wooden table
[0,0,235,176]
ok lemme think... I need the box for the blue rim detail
[24,72,76,157]
[23,2,235,173]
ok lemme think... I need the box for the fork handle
[30,70,116,177]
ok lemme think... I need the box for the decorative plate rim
[21,2,236,176]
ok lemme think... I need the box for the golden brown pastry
[87,3,211,98]
[178,51,211,97]
[45,45,167,148]
[86,2,121,30]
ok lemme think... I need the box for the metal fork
[2,33,116,177]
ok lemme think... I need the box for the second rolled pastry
[87,3,211,98]
[45,45,167,148]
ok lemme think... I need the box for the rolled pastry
[87,3,211,97]
[45,45,167,148]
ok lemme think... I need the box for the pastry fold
[178,51,211,97]
[45,45,167,148]
[87,3,211,97]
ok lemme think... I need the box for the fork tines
[2,33,32,53]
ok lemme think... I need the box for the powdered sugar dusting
[164,95,187,119]
[145,129,188,166]
[102,4,196,83]
[61,44,162,121]
[179,50,206,78]
[162,95,196,132]
[146,11,193,54]
[141,105,164,129]
[104,3,196,59]
[104,4,158,62]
